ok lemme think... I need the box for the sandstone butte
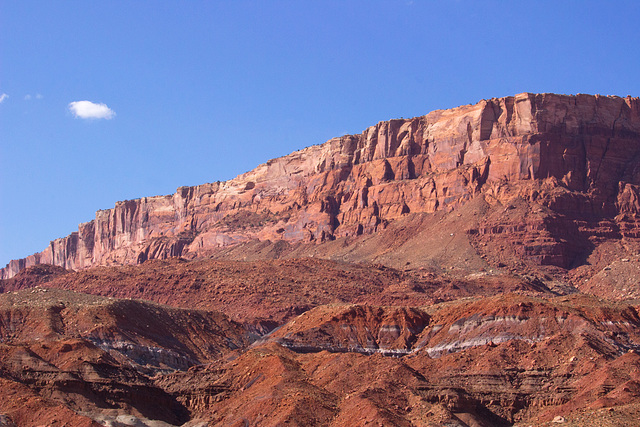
[3,92,640,280]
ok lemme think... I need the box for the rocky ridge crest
[3,93,640,279]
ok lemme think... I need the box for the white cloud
[0,93,8,103]
[25,93,44,101]
[68,100,116,120]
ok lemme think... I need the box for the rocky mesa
[3,93,640,281]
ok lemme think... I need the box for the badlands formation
[2,93,640,426]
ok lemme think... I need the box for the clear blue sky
[1,1,639,267]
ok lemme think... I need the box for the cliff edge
[3,93,640,279]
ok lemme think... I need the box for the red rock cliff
[3,93,640,278]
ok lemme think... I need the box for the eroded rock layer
[3,282,640,426]
[4,93,640,278]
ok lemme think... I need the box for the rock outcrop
[5,281,640,426]
[0,288,250,426]
[153,293,640,426]
[3,93,640,278]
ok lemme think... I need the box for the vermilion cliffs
[3,93,640,426]
[4,92,640,279]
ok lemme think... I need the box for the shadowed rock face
[4,93,640,278]
[0,288,250,426]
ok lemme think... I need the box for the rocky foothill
[2,93,640,426]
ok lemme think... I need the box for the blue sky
[1,1,639,267]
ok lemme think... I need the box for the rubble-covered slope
[3,279,640,426]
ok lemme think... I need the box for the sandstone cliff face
[3,93,640,278]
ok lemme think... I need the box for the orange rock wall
[3,93,640,278]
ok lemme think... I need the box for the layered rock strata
[5,285,640,425]
[3,93,640,278]
[157,293,640,425]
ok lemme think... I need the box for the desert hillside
[3,93,640,426]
